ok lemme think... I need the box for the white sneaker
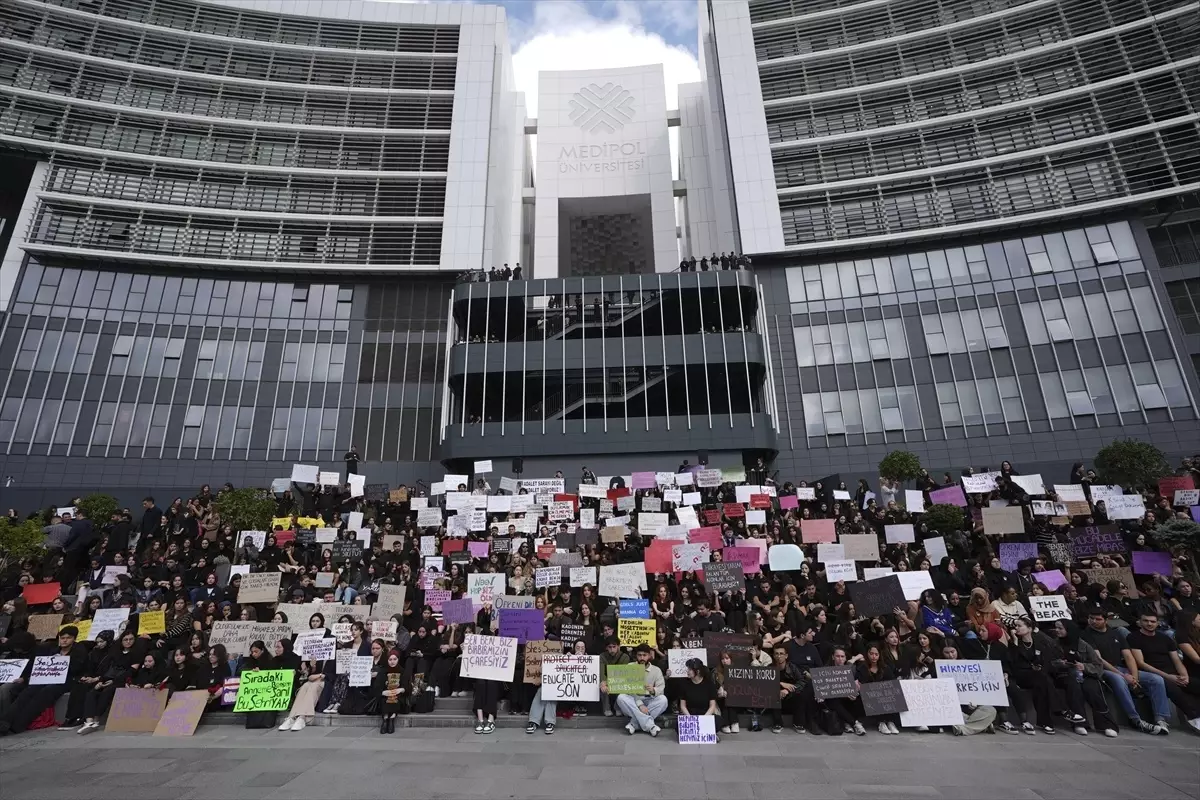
[603,709,614,717]
[323,704,339,714]
[886,722,900,735]
[625,722,636,735]
[721,726,732,734]
[730,722,740,733]
[1103,728,1118,738]
[278,717,296,731]
[878,722,890,734]
[649,725,661,737]
[1073,726,1088,736]
[78,721,100,735]
[292,717,306,731]
[853,721,866,736]
[1187,718,1200,734]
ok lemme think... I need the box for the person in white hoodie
[609,644,666,736]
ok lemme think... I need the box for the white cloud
[511,2,700,119]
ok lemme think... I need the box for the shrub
[1094,439,1170,491]
[75,493,119,523]
[214,487,276,533]
[923,503,967,535]
[878,451,923,483]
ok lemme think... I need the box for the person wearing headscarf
[374,648,407,734]
[1049,619,1118,736]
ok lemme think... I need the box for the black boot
[387,717,395,734]
[380,717,388,734]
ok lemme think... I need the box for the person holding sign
[237,640,280,730]
[678,658,723,743]
[373,649,407,734]
[856,643,899,735]
[610,644,666,736]
[0,626,83,736]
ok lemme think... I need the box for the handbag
[412,690,436,714]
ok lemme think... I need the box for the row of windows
[0,52,456,129]
[756,2,1193,100]
[771,75,1196,188]
[1019,287,1162,344]
[44,159,446,218]
[1,6,458,89]
[802,385,925,436]
[1165,277,1200,334]
[44,0,461,53]
[786,221,1138,302]
[1,99,451,171]
[751,0,1031,61]
[1152,223,1200,268]
[31,204,443,265]
[766,43,1197,146]
[1038,360,1191,417]
[794,318,909,365]
[778,128,1200,244]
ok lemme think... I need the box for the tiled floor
[1,723,1196,799]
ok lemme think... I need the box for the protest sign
[424,589,451,610]
[1104,495,1146,520]
[677,715,717,744]
[840,534,881,562]
[299,637,337,661]
[884,524,915,544]
[604,663,646,695]
[30,652,69,686]
[22,582,61,606]
[153,690,209,736]
[863,567,894,580]
[667,648,708,678]
[962,472,999,493]
[672,543,709,572]
[27,614,63,641]
[1029,595,1070,621]
[106,687,168,733]
[897,570,935,601]
[535,566,562,589]
[642,496,663,513]
[0,659,28,683]
[1174,489,1199,507]
[542,655,600,702]
[495,594,536,610]
[982,506,1026,535]
[722,546,761,575]
[703,631,757,667]
[237,572,281,604]
[620,598,650,619]
[372,584,407,621]
[929,486,967,507]
[800,519,835,543]
[768,544,805,571]
[499,608,544,644]
[899,679,964,727]
[559,623,586,649]
[1046,542,1074,567]
[696,469,722,488]
[817,543,844,563]
[461,634,518,682]
[440,598,477,625]
[824,560,857,583]
[601,527,627,545]
[703,561,744,593]
[209,622,294,655]
[599,563,645,598]
[810,666,857,701]
[570,566,597,588]
[138,609,166,635]
[101,566,127,585]
[1000,542,1039,572]
[1031,500,1069,516]
[1132,550,1173,576]
[860,680,907,717]
[935,660,1008,706]
[1010,474,1045,496]
[523,640,560,684]
[233,670,294,712]
[850,575,906,616]
[1033,569,1068,590]
[88,608,130,640]
[291,464,318,484]
[723,665,780,709]
[221,678,240,705]
[349,656,373,687]
[905,490,926,512]
[618,618,657,648]
[1070,525,1125,557]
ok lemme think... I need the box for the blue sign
[619,599,650,619]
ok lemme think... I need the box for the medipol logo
[567,83,635,133]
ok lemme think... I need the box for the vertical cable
[677,271,690,429]
[697,270,712,430]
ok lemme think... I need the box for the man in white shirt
[608,644,666,736]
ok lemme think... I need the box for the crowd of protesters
[0,451,1198,741]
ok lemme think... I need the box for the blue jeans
[528,688,556,727]
[336,586,358,604]
[1103,668,1170,722]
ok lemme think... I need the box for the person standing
[343,447,361,476]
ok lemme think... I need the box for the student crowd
[0,453,1198,743]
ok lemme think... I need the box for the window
[195,340,217,378]
[879,387,904,430]
[923,314,947,354]
[1107,290,1139,334]
[1043,301,1072,341]
[1153,359,1191,408]
[1062,370,1094,415]
[998,376,1024,420]
[936,382,961,425]
[981,307,1008,348]
[1131,363,1167,409]
[1040,373,1069,419]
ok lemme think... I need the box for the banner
[1070,525,1125,557]
[899,679,964,727]
[232,670,294,712]
[29,655,70,685]
[810,666,857,701]
[677,714,718,744]
[860,680,907,717]
[723,665,780,709]
[703,562,744,593]
[667,648,707,678]
[498,608,544,644]
[541,655,600,702]
[617,618,657,648]
[460,634,518,682]
[599,563,645,598]
[604,663,646,695]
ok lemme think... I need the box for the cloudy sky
[493,0,701,116]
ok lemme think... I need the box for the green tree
[214,487,276,533]
[1093,439,1170,490]
[923,503,967,535]
[76,493,119,523]
[0,516,45,573]
[878,450,923,483]
[1154,518,1200,575]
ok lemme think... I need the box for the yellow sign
[617,618,656,648]
[139,610,166,635]
[273,516,323,531]
[61,619,91,640]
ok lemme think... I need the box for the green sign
[605,663,646,695]
[232,670,294,712]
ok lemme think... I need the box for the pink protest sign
[689,526,724,551]
[801,519,836,544]
[1033,569,1068,591]
[468,541,490,559]
[779,495,798,510]
[722,546,760,574]
[929,486,967,507]
[631,472,656,490]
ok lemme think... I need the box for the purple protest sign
[1032,569,1068,591]
[631,472,656,490]
[424,589,451,611]
[498,608,545,644]
[1000,542,1039,572]
[929,486,967,507]
[440,598,477,625]
[1070,525,1125,557]
[1131,551,1173,576]
[1192,505,1200,523]
[468,540,490,559]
